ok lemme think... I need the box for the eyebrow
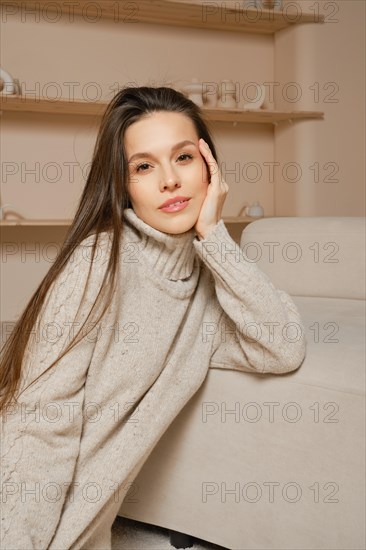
[127,140,196,164]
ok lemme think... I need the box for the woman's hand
[195,138,229,240]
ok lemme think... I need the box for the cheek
[194,159,209,187]
[128,180,157,211]
[128,173,145,198]
[128,183,143,209]
[195,178,209,204]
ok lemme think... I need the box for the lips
[159,196,190,209]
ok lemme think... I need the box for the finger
[199,138,214,159]
[199,139,221,185]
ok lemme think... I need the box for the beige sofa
[118,216,366,550]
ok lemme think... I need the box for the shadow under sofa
[118,216,366,550]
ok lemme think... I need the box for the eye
[136,162,151,173]
[177,153,193,162]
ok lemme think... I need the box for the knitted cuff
[192,218,263,283]
[193,218,240,260]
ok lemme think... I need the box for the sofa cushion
[290,296,365,392]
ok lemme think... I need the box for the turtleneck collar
[123,208,199,282]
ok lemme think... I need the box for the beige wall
[274,0,365,215]
[1,0,365,321]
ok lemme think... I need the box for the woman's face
[125,111,210,234]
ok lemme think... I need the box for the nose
[160,166,181,191]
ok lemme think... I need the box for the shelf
[0,0,325,34]
[0,219,72,226]
[201,108,324,124]
[223,216,268,223]
[0,95,324,124]
[0,95,106,117]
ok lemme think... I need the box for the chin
[157,213,197,235]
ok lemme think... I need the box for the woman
[0,86,306,549]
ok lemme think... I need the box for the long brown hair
[0,85,219,413]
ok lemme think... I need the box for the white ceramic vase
[0,67,15,95]
[246,201,264,217]
[243,84,266,110]
[217,80,237,109]
[181,79,204,107]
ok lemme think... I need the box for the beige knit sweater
[1,208,306,549]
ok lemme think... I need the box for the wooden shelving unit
[0,95,324,125]
[0,0,325,34]
[0,0,325,226]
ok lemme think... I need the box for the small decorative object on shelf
[181,78,204,107]
[0,195,29,223]
[0,67,17,95]
[238,201,265,218]
[202,83,218,108]
[217,80,237,109]
[242,83,266,111]
[0,204,12,221]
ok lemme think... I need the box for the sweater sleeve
[193,220,306,375]
[0,233,111,549]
